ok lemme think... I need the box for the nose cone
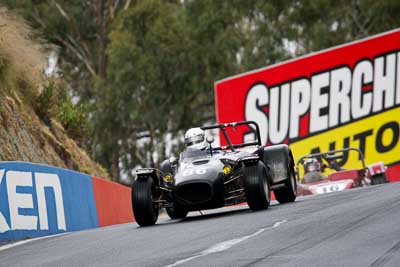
[173,164,225,209]
[174,166,220,185]
[175,182,213,204]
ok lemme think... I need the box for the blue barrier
[0,162,99,242]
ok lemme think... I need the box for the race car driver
[180,127,221,160]
[302,158,325,183]
[184,127,208,150]
[161,128,213,175]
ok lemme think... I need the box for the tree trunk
[111,150,120,182]
[97,0,107,79]
[149,129,155,168]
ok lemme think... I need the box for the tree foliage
[3,0,400,181]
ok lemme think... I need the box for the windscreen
[180,147,209,161]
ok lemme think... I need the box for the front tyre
[370,173,388,185]
[131,178,159,226]
[244,162,271,211]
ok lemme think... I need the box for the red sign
[215,29,400,181]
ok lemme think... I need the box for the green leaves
[33,80,89,142]
[57,100,88,143]
[34,81,56,126]
[5,0,400,180]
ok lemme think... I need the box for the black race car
[131,121,297,226]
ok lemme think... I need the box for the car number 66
[183,169,207,176]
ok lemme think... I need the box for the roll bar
[201,121,261,152]
[295,147,366,180]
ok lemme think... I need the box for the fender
[135,168,162,187]
[241,155,260,167]
[263,144,292,184]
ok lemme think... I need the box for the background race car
[296,148,388,196]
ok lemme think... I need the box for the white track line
[0,232,68,252]
[165,220,288,267]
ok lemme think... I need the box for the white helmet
[304,158,321,173]
[184,127,207,150]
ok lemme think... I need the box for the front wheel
[244,162,271,211]
[371,173,388,185]
[131,178,159,226]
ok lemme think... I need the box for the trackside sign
[0,162,134,242]
[0,162,99,241]
[215,29,400,181]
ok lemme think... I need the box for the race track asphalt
[1,182,400,267]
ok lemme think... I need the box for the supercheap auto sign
[215,29,400,181]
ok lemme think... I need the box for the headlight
[163,174,173,183]
[223,166,232,174]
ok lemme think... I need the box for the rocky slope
[0,8,109,178]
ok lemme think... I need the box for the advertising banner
[0,162,98,241]
[0,162,133,242]
[215,29,400,181]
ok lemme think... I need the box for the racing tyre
[263,144,297,204]
[244,161,271,211]
[166,201,189,219]
[131,178,159,226]
[371,173,388,185]
[274,163,296,203]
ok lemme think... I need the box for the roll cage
[295,147,367,181]
[201,121,261,152]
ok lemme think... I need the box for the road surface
[1,182,400,267]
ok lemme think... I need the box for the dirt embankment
[0,9,109,178]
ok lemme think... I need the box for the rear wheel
[371,173,388,185]
[160,160,188,219]
[166,201,188,219]
[262,145,296,204]
[274,161,297,203]
[244,162,271,211]
[131,178,159,226]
